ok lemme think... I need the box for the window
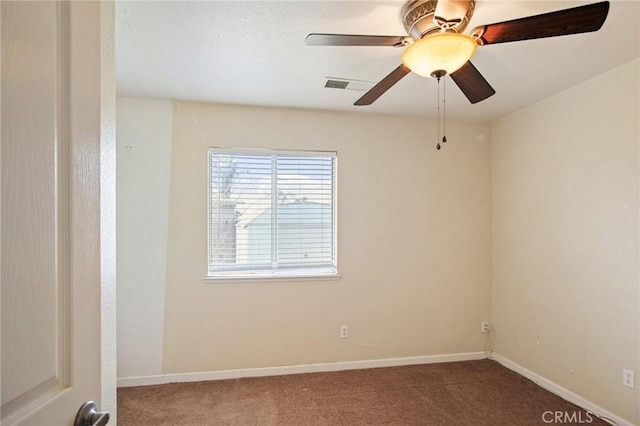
[208,148,337,278]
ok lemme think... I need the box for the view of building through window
[208,149,336,276]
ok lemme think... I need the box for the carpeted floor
[117,359,609,425]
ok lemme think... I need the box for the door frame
[97,0,117,422]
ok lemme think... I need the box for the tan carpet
[117,359,609,425]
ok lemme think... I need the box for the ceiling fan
[305,0,609,106]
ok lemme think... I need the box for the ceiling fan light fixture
[401,32,477,78]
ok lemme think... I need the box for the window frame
[205,147,339,281]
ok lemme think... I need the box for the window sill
[202,273,342,284]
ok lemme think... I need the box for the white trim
[209,147,337,158]
[202,272,342,283]
[491,353,634,426]
[117,351,485,388]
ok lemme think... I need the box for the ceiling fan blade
[471,1,609,45]
[449,61,495,104]
[305,33,410,47]
[354,65,411,106]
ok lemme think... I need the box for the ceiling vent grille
[325,79,349,89]
[324,78,375,92]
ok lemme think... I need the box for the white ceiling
[116,1,640,121]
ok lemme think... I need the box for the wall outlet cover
[623,369,635,389]
[340,325,349,339]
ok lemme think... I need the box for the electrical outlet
[623,369,635,389]
[340,325,349,339]
[481,321,490,333]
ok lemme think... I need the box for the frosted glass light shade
[402,33,477,78]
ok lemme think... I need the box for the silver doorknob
[74,401,110,426]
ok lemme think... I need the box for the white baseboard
[117,351,486,388]
[491,353,634,426]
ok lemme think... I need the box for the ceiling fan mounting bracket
[394,36,414,47]
[401,0,476,40]
[469,25,487,45]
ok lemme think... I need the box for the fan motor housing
[401,0,476,39]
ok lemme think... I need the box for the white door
[1,1,115,425]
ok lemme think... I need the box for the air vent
[325,79,350,89]
[324,78,375,92]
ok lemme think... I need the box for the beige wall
[116,97,172,378]
[491,59,639,423]
[162,102,492,373]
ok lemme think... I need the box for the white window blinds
[208,148,337,277]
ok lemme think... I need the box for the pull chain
[436,77,441,150]
[442,76,447,144]
[435,75,448,151]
